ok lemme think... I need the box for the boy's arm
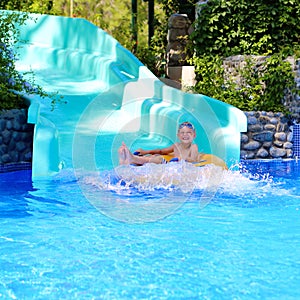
[159,145,175,155]
[135,145,175,156]
[180,144,200,162]
[188,144,200,162]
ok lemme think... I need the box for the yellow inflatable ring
[161,154,228,170]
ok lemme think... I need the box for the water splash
[64,161,299,222]
[81,161,226,193]
[64,161,276,197]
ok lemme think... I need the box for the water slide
[13,12,247,178]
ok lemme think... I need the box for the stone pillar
[166,14,191,67]
[165,14,196,89]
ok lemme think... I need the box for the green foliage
[190,0,299,112]
[158,0,179,18]
[135,44,166,78]
[0,0,54,13]
[262,53,296,111]
[191,54,226,98]
[0,11,54,109]
[192,0,300,56]
[191,53,296,112]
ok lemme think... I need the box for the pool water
[0,160,300,299]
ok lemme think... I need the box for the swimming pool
[0,159,300,299]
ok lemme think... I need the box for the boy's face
[177,126,196,143]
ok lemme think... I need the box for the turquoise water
[0,160,300,299]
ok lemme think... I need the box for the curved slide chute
[10,11,247,178]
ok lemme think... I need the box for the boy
[118,121,202,165]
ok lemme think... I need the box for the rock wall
[0,110,298,168]
[241,111,293,159]
[0,109,33,165]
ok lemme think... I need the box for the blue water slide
[11,12,247,177]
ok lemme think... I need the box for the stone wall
[241,111,293,159]
[0,109,33,165]
[0,108,297,166]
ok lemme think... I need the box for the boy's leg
[118,143,164,165]
[148,155,165,164]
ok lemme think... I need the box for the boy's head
[178,122,195,132]
[177,122,196,141]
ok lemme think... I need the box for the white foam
[78,161,227,194]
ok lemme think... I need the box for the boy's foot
[118,142,134,165]
[118,145,127,165]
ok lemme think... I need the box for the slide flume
[11,12,247,178]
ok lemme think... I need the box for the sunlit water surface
[0,160,300,299]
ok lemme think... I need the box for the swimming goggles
[178,122,195,130]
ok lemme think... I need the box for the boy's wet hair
[178,122,195,131]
